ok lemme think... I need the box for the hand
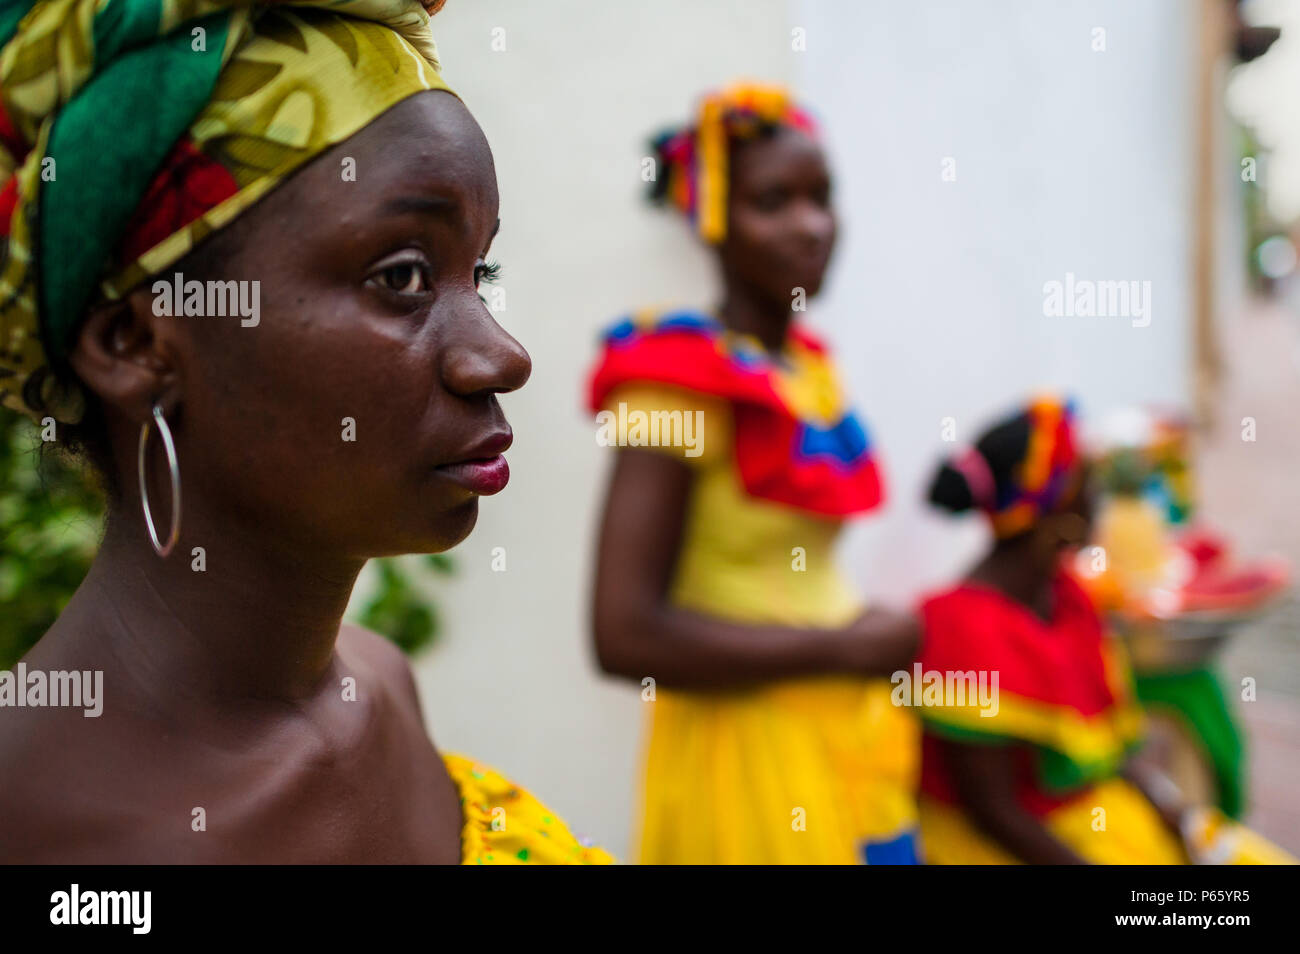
[843,607,920,675]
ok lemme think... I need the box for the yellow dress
[605,380,919,865]
[445,754,614,865]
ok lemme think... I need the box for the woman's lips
[435,454,510,495]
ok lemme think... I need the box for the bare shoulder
[336,622,422,713]
[0,706,51,809]
[0,705,129,862]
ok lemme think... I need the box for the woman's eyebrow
[379,194,459,218]
[376,200,499,250]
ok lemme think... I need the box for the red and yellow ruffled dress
[588,308,919,865]
[445,754,613,865]
[916,572,1291,864]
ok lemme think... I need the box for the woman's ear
[67,289,180,424]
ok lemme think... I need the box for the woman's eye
[475,259,502,303]
[377,263,425,294]
[368,253,432,296]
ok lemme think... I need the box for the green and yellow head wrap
[0,0,452,422]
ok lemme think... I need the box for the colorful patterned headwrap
[952,395,1082,539]
[0,0,451,422]
[649,82,817,245]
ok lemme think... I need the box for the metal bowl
[1110,591,1290,674]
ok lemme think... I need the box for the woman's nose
[440,309,532,397]
[794,202,835,245]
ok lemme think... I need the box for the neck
[58,502,363,711]
[716,282,795,354]
[971,532,1060,611]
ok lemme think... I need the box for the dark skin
[592,126,918,691]
[942,480,1190,864]
[0,91,531,862]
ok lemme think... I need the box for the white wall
[364,1,1199,861]
[794,0,1196,603]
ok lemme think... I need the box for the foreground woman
[0,0,609,864]
[588,84,919,864]
[918,396,1292,864]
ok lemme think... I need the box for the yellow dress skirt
[607,383,919,865]
[640,679,917,864]
[920,779,1293,865]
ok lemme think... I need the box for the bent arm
[590,446,915,690]
[1121,748,1190,837]
[943,739,1090,865]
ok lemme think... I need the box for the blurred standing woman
[0,0,608,864]
[587,84,919,864]
[919,397,1293,864]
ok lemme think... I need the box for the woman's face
[1066,464,1097,537]
[95,91,531,558]
[717,126,837,305]
[1044,463,1096,550]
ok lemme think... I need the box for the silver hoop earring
[138,402,181,558]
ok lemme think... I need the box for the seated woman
[917,396,1292,864]
[0,0,608,864]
